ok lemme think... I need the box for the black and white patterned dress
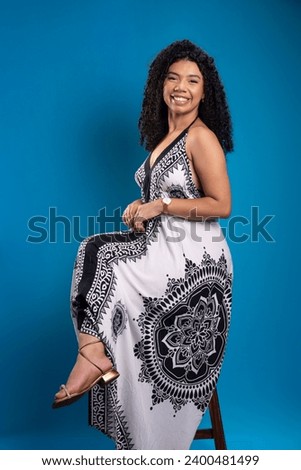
[70,124,233,450]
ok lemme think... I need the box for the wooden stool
[194,388,227,450]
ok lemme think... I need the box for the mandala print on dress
[167,184,186,199]
[112,300,128,342]
[134,250,232,413]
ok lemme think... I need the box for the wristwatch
[162,196,172,214]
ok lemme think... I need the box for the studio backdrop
[1,0,300,450]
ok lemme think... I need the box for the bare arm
[163,126,231,219]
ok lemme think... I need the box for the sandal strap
[60,384,71,398]
[78,340,111,375]
[78,339,100,351]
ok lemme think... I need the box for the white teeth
[172,96,189,102]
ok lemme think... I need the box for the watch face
[163,197,171,205]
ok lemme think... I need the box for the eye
[189,79,198,84]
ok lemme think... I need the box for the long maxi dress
[70,122,233,450]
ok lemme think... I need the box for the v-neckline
[146,116,199,172]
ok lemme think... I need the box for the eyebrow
[167,71,202,79]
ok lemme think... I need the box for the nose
[174,81,186,92]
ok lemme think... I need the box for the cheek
[199,83,205,97]
[193,85,204,100]
[162,85,170,101]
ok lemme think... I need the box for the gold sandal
[52,340,119,409]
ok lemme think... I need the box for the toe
[54,385,67,400]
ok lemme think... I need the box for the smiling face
[163,59,205,117]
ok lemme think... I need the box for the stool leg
[208,389,227,450]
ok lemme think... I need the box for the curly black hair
[139,39,234,154]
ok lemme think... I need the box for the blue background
[1,0,300,450]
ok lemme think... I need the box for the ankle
[78,335,109,363]
[78,333,104,351]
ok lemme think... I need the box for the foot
[54,340,113,400]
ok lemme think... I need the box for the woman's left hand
[132,199,163,232]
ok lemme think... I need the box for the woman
[52,39,234,450]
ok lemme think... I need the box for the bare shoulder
[187,125,221,151]
[186,124,225,163]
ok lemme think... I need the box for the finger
[122,210,130,225]
[122,205,130,221]
[133,217,146,232]
[134,223,145,232]
[124,214,135,229]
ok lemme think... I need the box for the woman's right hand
[122,199,143,229]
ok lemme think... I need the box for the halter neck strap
[184,115,199,132]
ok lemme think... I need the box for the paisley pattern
[70,122,233,450]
